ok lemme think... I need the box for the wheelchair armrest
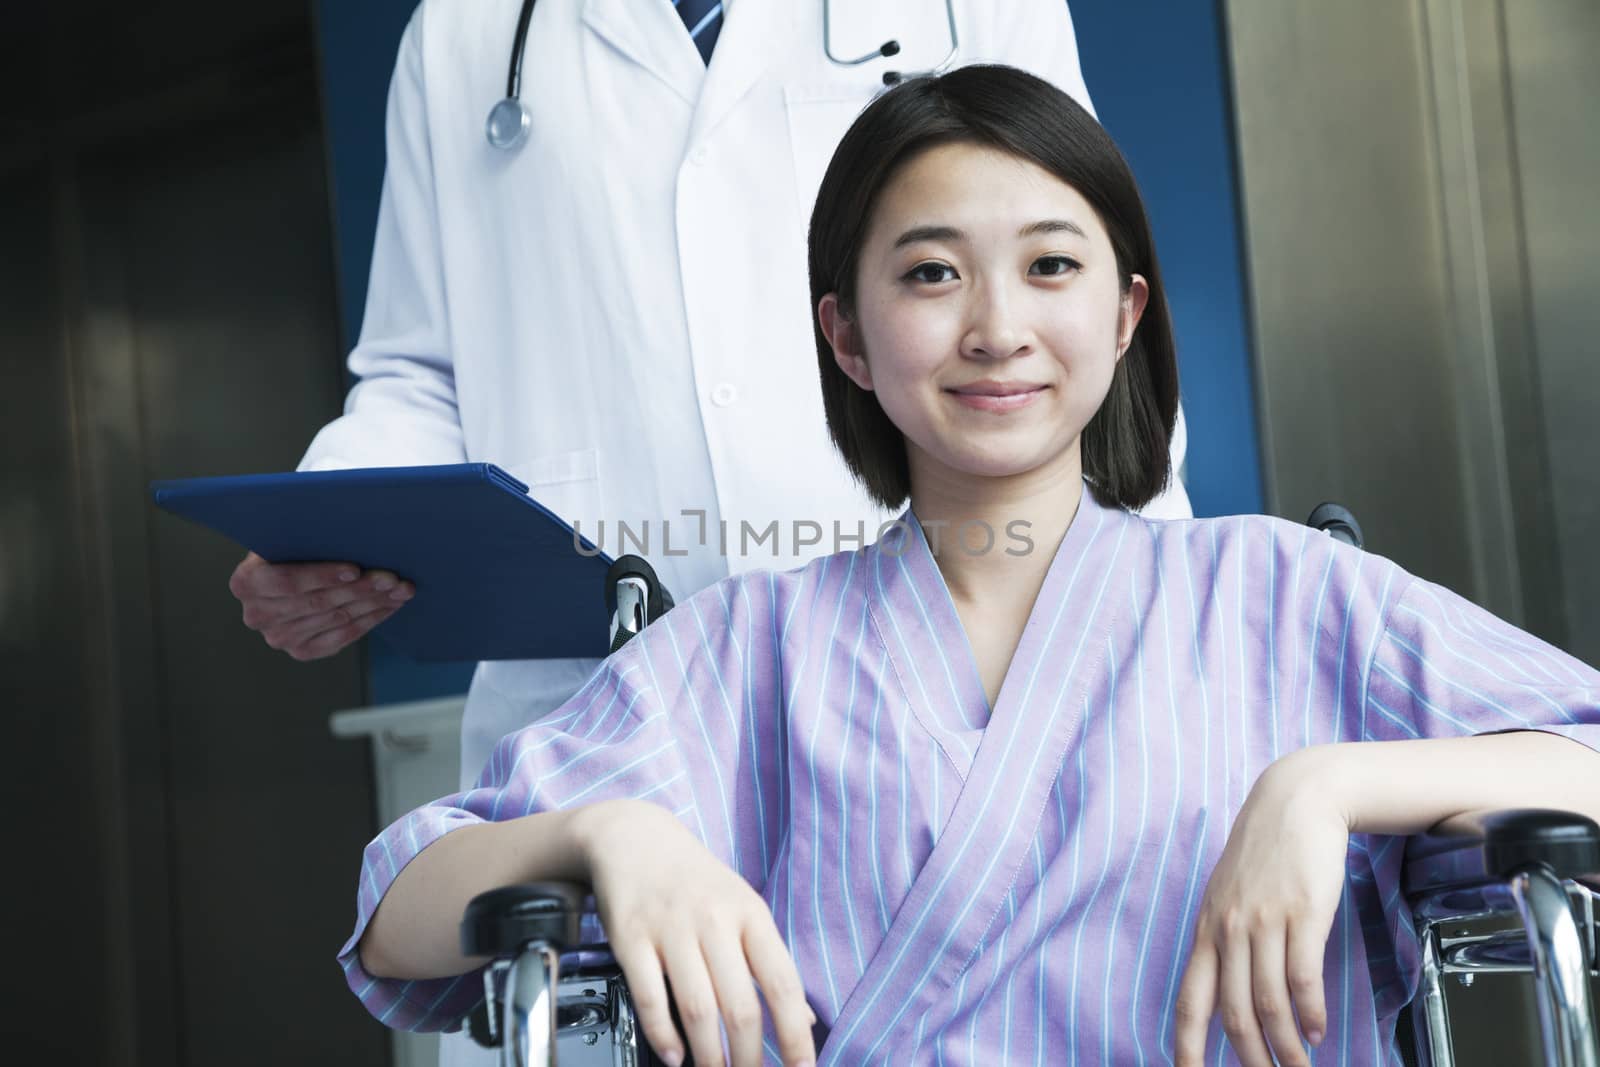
[461,881,588,958]
[1403,808,1600,896]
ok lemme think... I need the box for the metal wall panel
[1415,0,1562,640]
[1501,0,1600,666]
[4,2,386,1061]
[78,107,383,1063]
[1224,0,1475,594]
[1225,0,1596,661]
[0,156,126,1064]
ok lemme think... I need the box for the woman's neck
[908,458,1085,608]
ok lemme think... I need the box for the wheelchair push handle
[606,554,675,654]
[1307,502,1364,549]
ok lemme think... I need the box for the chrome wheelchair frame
[1406,812,1599,1066]
[456,512,1600,1066]
[460,553,681,1067]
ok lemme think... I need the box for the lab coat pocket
[504,447,603,533]
[783,85,877,221]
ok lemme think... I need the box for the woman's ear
[1116,274,1150,361]
[818,293,873,391]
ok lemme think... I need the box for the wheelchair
[457,511,1600,1066]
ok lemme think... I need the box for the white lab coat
[302,0,1191,792]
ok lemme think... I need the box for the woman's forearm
[359,804,601,980]
[1297,732,1600,836]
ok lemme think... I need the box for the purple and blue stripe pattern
[340,488,1600,1063]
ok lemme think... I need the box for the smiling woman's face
[819,141,1147,497]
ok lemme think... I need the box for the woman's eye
[1031,255,1082,277]
[906,262,957,284]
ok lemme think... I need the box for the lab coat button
[690,145,709,166]
[711,382,738,407]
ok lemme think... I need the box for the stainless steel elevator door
[1500,0,1600,667]
[1226,0,1597,662]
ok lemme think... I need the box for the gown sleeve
[299,5,467,472]
[337,576,788,1031]
[1353,571,1600,1018]
[1361,575,1600,752]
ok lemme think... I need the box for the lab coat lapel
[826,491,1137,1061]
[686,0,802,144]
[581,0,705,107]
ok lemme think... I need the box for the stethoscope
[486,0,960,151]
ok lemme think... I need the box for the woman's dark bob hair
[808,65,1179,511]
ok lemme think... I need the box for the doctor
[233,0,1190,808]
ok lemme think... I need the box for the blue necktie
[674,0,723,64]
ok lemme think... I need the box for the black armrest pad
[461,881,587,958]
[1404,808,1600,892]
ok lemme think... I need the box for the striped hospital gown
[340,487,1600,1064]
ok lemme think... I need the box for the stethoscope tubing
[486,0,959,151]
[505,0,539,99]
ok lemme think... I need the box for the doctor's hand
[229,551,413,661]
[1174,747,1349,1067]
[575,799,817,1067]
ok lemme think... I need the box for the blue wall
[315,0,1264,702]
[314,0,407,350]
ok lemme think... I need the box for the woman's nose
[960,283,1033,361]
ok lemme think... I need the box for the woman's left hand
[1173,747,1351,1067]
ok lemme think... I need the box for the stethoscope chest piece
[486,97,531,151]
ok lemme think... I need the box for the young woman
[342,67,1600,1067]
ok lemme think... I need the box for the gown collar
[866,482,1132,777]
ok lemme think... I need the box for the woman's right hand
[574,800,816,1067]
[229,551,413,660]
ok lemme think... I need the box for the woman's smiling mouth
[945,379,1050,413]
